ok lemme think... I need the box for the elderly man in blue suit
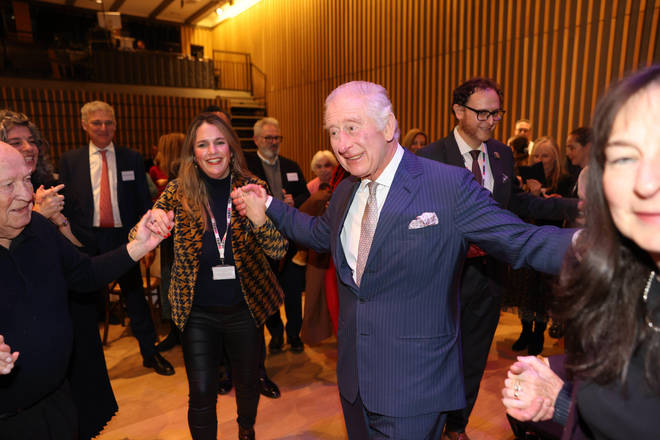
[232,81,574,439]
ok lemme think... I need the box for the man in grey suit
[232,81,574,439]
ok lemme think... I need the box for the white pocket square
[408,212,438,229]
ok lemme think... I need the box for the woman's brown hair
[177,113,251,230]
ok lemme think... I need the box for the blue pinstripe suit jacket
[266,149,574,417]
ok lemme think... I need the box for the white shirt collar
[453,127,487,158]
[89,141,115,154]
[361,143,404,190]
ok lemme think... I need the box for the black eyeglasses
[462,105,506,122]
[260,135,283,143]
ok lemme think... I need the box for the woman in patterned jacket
[134,113,287,440]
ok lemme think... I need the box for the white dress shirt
[88,142,122,227]
[341,144,404,284]
[453,127,494,193]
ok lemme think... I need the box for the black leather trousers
[182,303,261,439]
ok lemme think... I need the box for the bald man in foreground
[0,142,172,439]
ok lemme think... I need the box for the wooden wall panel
[208,0,659,179]
[0,86,229,165]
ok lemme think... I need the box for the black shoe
[238,425,255,440]
[289,337,304,353]
[156,329,180,352]
[218,377,233,395]
[259,376,281,399]
[528,321,547,355]
[268,335,284,354]
[143,352,175,376]
[512,320,533,351]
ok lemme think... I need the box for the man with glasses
[245,117,310,359]
[59,100,174,377]
[418,78,577,440]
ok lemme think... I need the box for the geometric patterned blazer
[130,171,287,330]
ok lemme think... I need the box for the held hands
[501,356,564,422]
[126,209,174,261]
[33,184,65,219]
[230,184,268,227]
[0,335,19,375]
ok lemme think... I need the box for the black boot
[528,321,547,355]
[512,319,533,351]
[238,425,255,440]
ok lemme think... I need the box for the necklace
[642,271,660,333]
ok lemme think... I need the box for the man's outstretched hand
[231,184,268,227]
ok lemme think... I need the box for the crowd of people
[1,65,658,440]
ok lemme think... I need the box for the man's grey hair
[324,81,400,142]
[81,101,115,123]
[253,117,280,137]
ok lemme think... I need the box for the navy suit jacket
[59,145,152,254]
[266,149,574,417]
[417,134,578,221]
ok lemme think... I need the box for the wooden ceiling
[37,0,227,27]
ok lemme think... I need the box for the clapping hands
[502,356,564,422]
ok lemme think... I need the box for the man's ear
[452,104,464,122]
[383,113,396,142]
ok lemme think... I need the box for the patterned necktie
[355,181,378,287]
[467,149,487,258]
[99,149,114,228]
[469,149,483,186]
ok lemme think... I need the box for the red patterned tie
[469,149,483,186]
[468,149,486,258]
[99,149,114,228]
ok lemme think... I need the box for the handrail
[213,49,266,101]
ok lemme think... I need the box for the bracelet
[60,218,68,227]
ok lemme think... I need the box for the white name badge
[212,265,236,280]
[121,170,135,181]
[286,172,299,182]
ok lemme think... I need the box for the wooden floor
[97,310,563,440]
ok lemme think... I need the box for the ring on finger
[513,390,519,399]
[514,381,521,392]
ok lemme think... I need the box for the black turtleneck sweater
[193,173,244,307]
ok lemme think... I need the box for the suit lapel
[444,134,466,168]
[333,177,360,288]
[365,152,420,273]
[487,141,507,204]
[114,147,125,222]
[78,147,94,224]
